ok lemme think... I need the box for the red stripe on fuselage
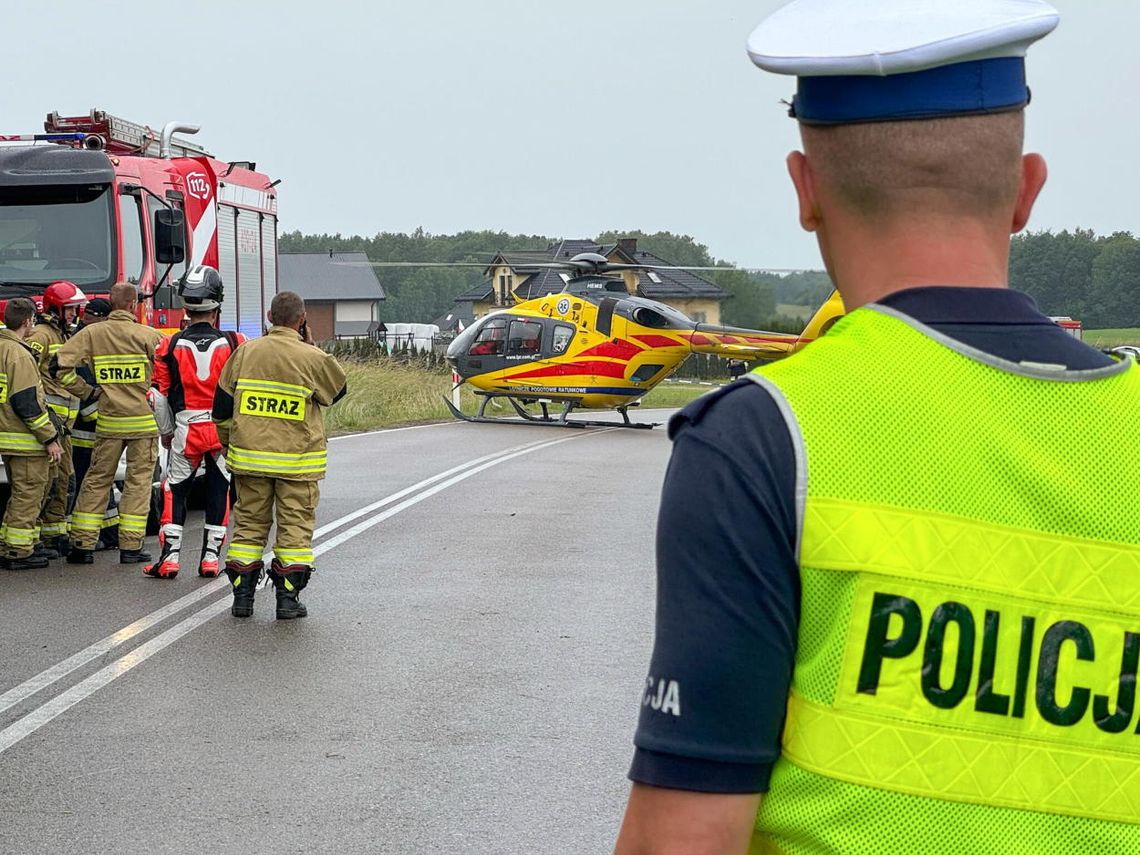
[633,334,685,349]
[506,361,629,380]
[578,339,644,360]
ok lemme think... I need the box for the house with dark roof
[278,252,386,342]
[454,238,730,324]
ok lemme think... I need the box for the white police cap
[747,0,1059,125]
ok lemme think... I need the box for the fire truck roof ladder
[44,109,214,159]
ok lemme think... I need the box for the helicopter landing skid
[443,393,657,429]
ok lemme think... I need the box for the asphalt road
[0,411,677,855]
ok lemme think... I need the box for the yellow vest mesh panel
[750,307,1140,855]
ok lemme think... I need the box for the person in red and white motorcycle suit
[146,266,245,578]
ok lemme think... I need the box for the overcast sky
[6,1,1137,269]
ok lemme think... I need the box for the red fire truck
[0,108,279,338]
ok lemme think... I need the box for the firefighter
[27,281,96,557]
[0,298,64,570]
[147,266,244,579]
[212,291,346,619]
[55,282,162,564]
[71,297,122,550]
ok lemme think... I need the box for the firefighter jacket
[0,328,58,456]
[153,323,245,457]
[212,326,347,481]
[28,320,92,430]
[55,310,163,439]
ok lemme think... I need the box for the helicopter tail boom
[688,324,801,359]
[687,290,845,361]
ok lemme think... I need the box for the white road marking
[0,437,550,720]
[0,430,610,755]
[0,583,226,717]
[327,422,451,442]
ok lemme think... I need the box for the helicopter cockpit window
[630,306,672,328]
[469,318,507,356]
[506,320,542,357]
[552,324,574,354]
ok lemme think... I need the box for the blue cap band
[792,57,1028,124]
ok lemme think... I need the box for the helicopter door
[504,319,543,363]
[546,322,575,358]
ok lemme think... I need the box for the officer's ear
[266,309,275,327]
[787,151,822,233]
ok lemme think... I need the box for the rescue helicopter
[353,249,843,428]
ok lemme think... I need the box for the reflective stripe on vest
[0,431,44,451]
[227,445,327,476]
[97,413,158,435]
[750,306,1140,850]
[46,393,79,421]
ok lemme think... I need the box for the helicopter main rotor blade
[333,260,815,274]
[332,261,492,268]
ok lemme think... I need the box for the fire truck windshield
[0,184,115,295]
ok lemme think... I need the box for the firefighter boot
[4,552,50,571]
[66,546,94,565]
[143,524,182,579]
[268,561,310,620]
[197,525,226,578]
[225,560,263,618]
[52,535,71,557]
[33,542,59,561]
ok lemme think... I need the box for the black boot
[268,561,310,620]
[52,534,71,556]
[5,552,49,571]
[225,561,263,618]
[33,542,59,561]
[66,546,95,565]
[119,547,153,565]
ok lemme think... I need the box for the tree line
[280,227,1138,330]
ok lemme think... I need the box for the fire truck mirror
[154,208,186,265]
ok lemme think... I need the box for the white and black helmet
[179,265,224,312]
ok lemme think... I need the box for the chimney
[618,237,638,256]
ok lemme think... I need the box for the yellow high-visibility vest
[750,305,1140,854]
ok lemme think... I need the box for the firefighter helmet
[179,265,224,312]
[43,280,89,314]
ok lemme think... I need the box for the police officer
[616,2,1140,853]
[0,298,64,570]
[212,291,346,619]
[148,266,244,579]
[56,282,162,564]
[27,281,95,557]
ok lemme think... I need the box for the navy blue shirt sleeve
[630,379,800,794]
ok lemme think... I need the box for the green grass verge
[325,361,478,434]
[325,361,724,434]
[1084,328,1140,347]
[639,382,720,409]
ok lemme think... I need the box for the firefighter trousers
[40,433,74,542]
[71,436,157,551]
[225,475,319,569]
[2,455,52,559]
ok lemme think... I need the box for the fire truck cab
[0,108,279,338]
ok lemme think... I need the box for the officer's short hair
[4,298,36,330]
[801,112,1024,222]
[270,291,306,327]
[110,282,138,310]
